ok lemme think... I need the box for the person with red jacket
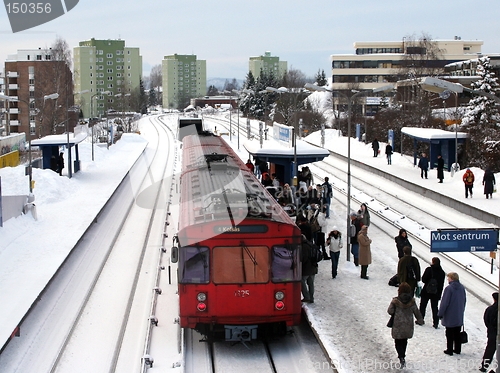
[462,168,475,198]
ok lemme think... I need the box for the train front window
[272,245,301,282]
[179,246,209,284]
[213,246,269,284]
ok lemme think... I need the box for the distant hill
[207,77,245,91]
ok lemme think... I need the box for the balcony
[7,71,19,78]
[9,84,18,90]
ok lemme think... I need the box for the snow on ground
[1,113,499,372]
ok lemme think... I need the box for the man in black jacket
[419,257,446,329]
[480,292,498,372]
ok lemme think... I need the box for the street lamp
[305,83,395,261]
[90,91,111,160]
[232,89,241,149]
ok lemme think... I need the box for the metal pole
[229,93,232,142]
[454,92,458,173]
[237,104,240,150]
[346,98,352,262]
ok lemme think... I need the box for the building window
[107,68,113,73]
[107,53,113,58]
[107,61,113,65]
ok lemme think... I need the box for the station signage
[430,228,499,252]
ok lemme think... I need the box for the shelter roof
[401,127,468,142]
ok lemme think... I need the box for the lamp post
[305,83,394,261]
[90,91,111,160]
[231,89,242,149]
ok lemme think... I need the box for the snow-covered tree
[315,69,327,86]
[461,56,500,170]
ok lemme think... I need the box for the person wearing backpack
[462,168,475,198]
[301,235,318,303]
[397,246,421,295]
[358,225,372,279]
[418,257,446,329]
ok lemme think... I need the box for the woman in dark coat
[483,168,496,199]
[395,228,411,259]
[388,282,424,368]
[437,155,444,183]
[419,257,446,328]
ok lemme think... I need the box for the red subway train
[173,133,302,341]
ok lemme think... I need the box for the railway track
[307,156,498,306]
[0,116,177,373]
[183,316,336,373]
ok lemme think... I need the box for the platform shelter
[243,122,329,186]
[401,127,468,172]
[30,125,88,176]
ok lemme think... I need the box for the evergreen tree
[462,56,500,170]
[149,89,157,107]
[207,85,219,96]
[315,69,327,86]
[139,78,147,114]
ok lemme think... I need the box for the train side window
[272,246,301,282]
[179,246,210,284]
[213,246,269,284]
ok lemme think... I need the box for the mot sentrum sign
[431,228,499,253]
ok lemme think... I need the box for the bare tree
[149,64,162,89]
[280,68,307,88]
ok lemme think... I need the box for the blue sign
[430,229,499,252]
[279,127,291,143]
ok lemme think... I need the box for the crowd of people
[245,156,496,371]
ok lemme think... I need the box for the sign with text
[430,228,499,252]
[4,0,79,33]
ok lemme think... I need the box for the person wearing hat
[326,227,343,279]
[357,225,372,279]
[463,168,475,198]
[350,212,362,266]
[480,292,498,372]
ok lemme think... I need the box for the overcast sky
[1,0,499,81]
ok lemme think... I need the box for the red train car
[174,134,302,341]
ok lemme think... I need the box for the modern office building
[249,51,287,79]
[330,38,483,91]
[329,38,484,114]
[162,54,206,110]
[2,49,74,137]
[74,38,142,118]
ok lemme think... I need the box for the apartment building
[162,54,206,110]
[2,48,74,137]
[249,51,287,79]
[74,38,142,118]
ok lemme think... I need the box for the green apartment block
[74,38,142,118]
[249,51,287,79]
[162,54,206,110]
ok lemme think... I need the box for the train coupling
[224,325,258,342]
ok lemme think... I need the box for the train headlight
[275,301,285,310]
[275,291,285,301]
[197,292,207,302]
[197,302,207,311]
